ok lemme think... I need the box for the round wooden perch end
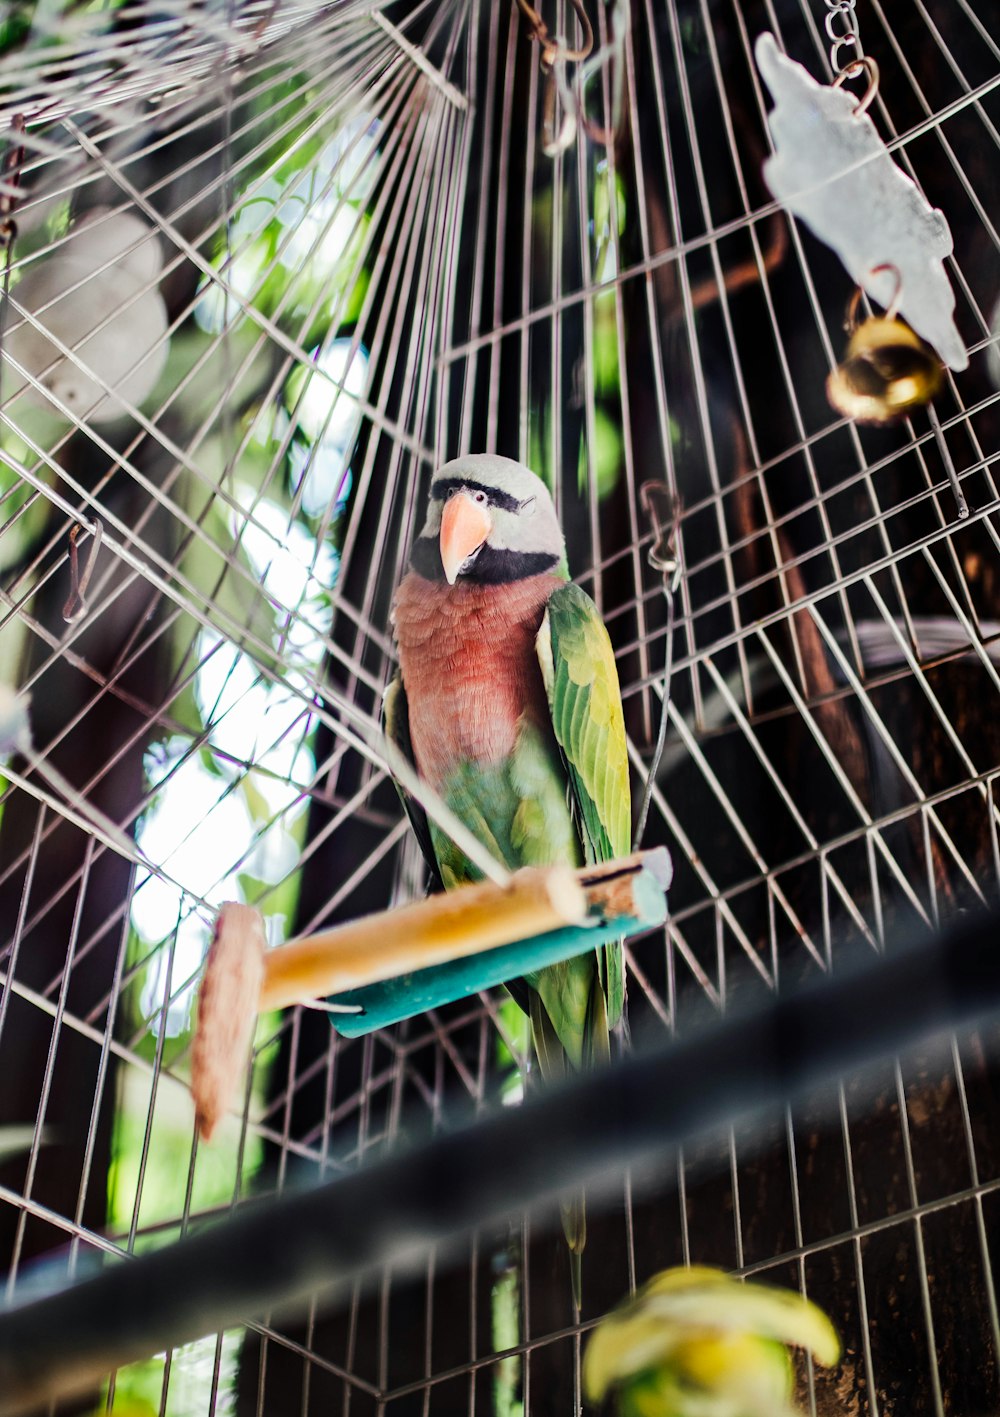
[191,904,267,1141]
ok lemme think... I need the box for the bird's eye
[446,487,457,499]
[519,496,536,516]
[473,490,487,504]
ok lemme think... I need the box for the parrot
[385,452,631,1294]
[584,1265,841,1417]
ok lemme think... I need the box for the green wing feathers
[536,583,631,860]
[536,581,631,1032]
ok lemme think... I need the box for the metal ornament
[827,271,943,425]
[756,32,967,373]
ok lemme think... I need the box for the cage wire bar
[0,0,997,1414]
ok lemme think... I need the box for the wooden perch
[260,863,587,1012]
[191,848,671,1140]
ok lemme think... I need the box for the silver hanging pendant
[755,32,967,373]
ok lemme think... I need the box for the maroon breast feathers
[392,571,563,789]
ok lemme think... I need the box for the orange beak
[440,492,492,585]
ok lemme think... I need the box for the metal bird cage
[1,0,999,1413]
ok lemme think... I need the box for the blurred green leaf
[578,407,623,501]
[593,290,620,395]
[585,1266,839,1417]
[492,1264,524,1417]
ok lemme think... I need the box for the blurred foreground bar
[1,907,999,1415]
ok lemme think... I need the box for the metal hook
[542,61,578,156]
[519,0,631,157]
[640,481,682,593]
[515,0,593,68]
[633,482,683,849]
[831,53,880,116]
[576,0,629,147]
[62,520,103,624]
[844,261,903,332]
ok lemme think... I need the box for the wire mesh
[0,0,999,1412]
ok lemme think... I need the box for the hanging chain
[823,0,863,77]
[823,1,879,112]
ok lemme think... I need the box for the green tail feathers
[528,991,568,1083]
[561,1191,586,1310]
[530,977,616,1308]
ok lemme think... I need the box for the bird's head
[411,455,566,585]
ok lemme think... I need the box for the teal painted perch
[327,858,671,1036]
[190,849,671,1138]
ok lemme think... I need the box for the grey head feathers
[411,454,566,584]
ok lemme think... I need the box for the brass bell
[826,270,943,425]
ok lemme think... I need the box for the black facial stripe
[430,477,525,514]
[468,545,559,583]
[409,535,558,585]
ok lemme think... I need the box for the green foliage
[236,787,309,922]
[93,1332,244,1416]
[495,993,531,1072]
[0,597,26,692]
[593,163,627,285]
[0,6,32,49]
[107,1064,262,1242]
[159,324,276,429]
[527,415,551,491]
[593,290,621,395]
[179,551,276,669]
[579,405,624,501]
[528,158,627,505]
[0,429,58,572]
[0,45,375,1416]
[492,1262,524,1417]
[103,91,375,1406]
[0,0,127,53]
